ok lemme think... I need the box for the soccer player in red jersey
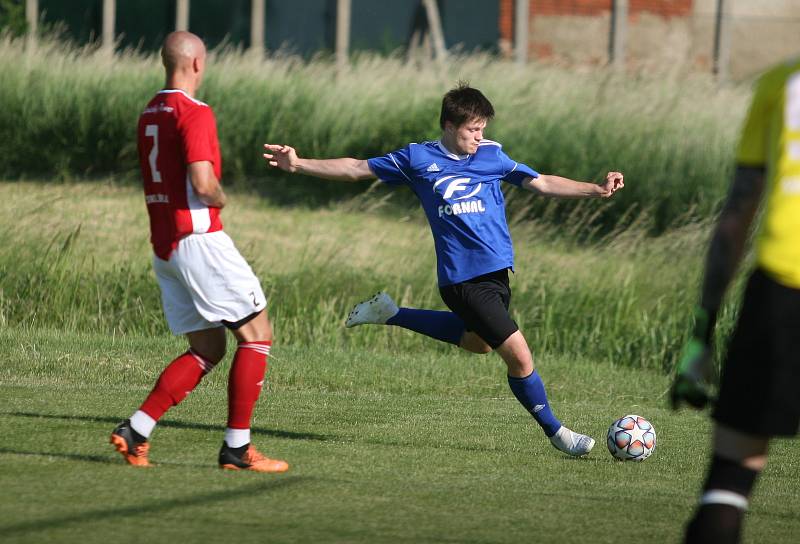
[109,31,287,473]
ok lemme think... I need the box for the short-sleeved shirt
[737,59,800,288]
[368,140,538,286]
[137,89,223,260]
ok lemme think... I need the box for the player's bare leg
[713,425,769,471]
[111,327,226,467]
[494,331,534,377]
[459,331,492,354]
[187,327,227,365]
[219,310,289,473]
[496,331,595,457]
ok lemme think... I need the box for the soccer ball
[606,414,656,461]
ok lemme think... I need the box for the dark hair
[439,82,495,130]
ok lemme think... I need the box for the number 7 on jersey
[145,124,162,183]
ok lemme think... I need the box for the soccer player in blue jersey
[263,83,624,456]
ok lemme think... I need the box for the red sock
[227,341,271,429]
[139,349,216,421]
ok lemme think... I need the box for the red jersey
[137,89,224,260]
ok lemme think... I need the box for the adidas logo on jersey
[427,163,440,172]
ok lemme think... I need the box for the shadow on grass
[0,446,213,469]
[0,446,119,465]
[0,476,312,536]
[3,411,329,441]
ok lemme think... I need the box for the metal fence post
[422,0,447,62]
[610,0,628,69]
[713,0,731,82]
[25,0,37,51]
[336,0,351,70]
[251,0,265,56]
[176,0,190,31]
[515,0,529,66]
[102,0,116,53]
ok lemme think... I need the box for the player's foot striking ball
[549,426,596,457]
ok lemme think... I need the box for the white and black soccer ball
[606,414,656,461]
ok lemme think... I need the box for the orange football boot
[110,419,151,467]
[219,443,289,473]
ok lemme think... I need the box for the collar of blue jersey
[436,140,470,161]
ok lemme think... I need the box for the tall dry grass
[1,181,740,372]
[0,35,751,231]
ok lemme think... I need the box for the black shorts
[439,268,519,349]
[713,268,800,437]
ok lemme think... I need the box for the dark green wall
[117,0,175,50]
[190,0,251,49]
[41,0,101,44]
[39,0,499,55]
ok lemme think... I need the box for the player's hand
[670,338,715,411]
[598,171,624,198]
[671,307,718,410]
[263,144,300,173]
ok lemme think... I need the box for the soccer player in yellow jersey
[672,58,800,543]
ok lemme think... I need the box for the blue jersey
[368,140,538,286]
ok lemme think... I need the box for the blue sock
[507,371,562,437]
[386,308,465,346]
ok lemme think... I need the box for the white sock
[130,410,157,439]
[700,490,749,511]
[225,428,250,448]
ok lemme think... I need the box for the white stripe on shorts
[185,172,211,234]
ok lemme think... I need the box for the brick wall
[499,0,694,43]
[496,0,800,79]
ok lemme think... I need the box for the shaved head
[161,31,207,94]
[161,31,206,73]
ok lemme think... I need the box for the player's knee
[232,311,272,343]
[502,352,533,376]
[251,315,273,342]
[205,344,227,364]
[191,342,226,365]
[187,328,227,364]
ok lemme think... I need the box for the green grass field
[2,330,799,543]
[0,181,738,372]
[1,182,798,543]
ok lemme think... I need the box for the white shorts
[153,231,267,335]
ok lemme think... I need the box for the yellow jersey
[737,58,800,289]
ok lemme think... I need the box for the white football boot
[345,292,399,328]
[549,426,595,457]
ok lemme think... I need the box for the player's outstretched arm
[521,171,624,198]
[263,144,375,182]
[188,160,226,208]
